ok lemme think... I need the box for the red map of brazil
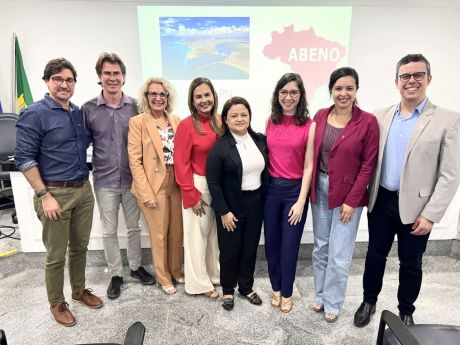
[263,25,346,97]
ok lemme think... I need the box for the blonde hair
[138,77,176,115]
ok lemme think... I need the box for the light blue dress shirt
[380,98,428,191]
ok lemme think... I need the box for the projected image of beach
[159,17,249,80]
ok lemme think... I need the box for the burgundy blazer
[310,104,379,209]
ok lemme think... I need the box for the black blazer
[206,131,269,218]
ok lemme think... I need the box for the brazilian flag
[15,37,33,113]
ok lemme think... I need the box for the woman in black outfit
[206,96,269,311]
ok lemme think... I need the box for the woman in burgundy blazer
[310,67,379,323]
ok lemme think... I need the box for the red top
[174,114,218,208]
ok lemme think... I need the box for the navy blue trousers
[264,178,308,297]
[363,187,430,315]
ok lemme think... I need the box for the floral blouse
[156,124,175,165]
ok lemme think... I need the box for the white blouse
[231,131,265,191]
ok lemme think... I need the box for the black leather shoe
[222,297,234,311]
[353,302,376,327]
[242,292,262,306]
[130,267,155,285]
[400,314,415,326]
[107,276,123,299]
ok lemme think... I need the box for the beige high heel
[280,297,293,313]
[271,292,281,307]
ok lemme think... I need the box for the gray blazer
[368,99,460,224]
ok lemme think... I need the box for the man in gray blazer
[354,54,460,327]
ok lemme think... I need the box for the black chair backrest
[377,310,421,345]
[0,329,8,345]
[123,322,145,345]
[0,113,19,163]
[75,321,145,345]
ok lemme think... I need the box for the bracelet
[36,187,49,198]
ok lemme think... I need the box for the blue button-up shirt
[82,92,137,188]
[15,94,89,181]
[380,98,428,191]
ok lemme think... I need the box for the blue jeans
[311,172,362,315]
[264,177,308,298]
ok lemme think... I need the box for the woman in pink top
[264,73,316,312]
[174,77,221,298]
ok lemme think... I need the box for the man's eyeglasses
[146,91,169,99]
[398,72,427,82]
[279,89,300,98]
[50,76,76,86]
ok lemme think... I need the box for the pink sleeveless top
[266,115,312,179]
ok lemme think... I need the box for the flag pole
[12,32,17,114]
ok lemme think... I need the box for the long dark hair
[187,77,220,135]
[221,96,256,137]
[270,73,309,125]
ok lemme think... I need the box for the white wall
[2,0,460,251]
[1,1,460,114]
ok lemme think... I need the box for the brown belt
[44,178,88,188]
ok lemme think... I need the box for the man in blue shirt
[15,58,103,327]
[82,53,154,300]
[354,54,460,327]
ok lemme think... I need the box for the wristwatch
[36,187,49,198]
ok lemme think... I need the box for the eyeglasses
[146,91,168,99]
[50,76,76,86]
[398,72,427,82]
[279,89,300,98]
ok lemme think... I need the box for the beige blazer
[368,100,460,224]
[128,112,181,203]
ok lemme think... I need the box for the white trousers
[183,174,220,294]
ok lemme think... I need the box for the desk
[10,172,460,253]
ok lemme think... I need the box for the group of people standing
[14,52,459,330]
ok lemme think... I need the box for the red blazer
[310,105,379,209]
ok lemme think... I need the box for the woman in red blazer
[310,67,379,323]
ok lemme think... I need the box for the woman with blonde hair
[128,77,184,295]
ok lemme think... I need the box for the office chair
[376,310,460,345]
[0,330,7,345]
[0,113,18,162]
[0,113,19,212]
[1,323,144,345]
[77,321,145,345]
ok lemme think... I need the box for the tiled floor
[1,208,460,345]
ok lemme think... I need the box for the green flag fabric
[15,37,33,113]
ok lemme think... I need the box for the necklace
[329,109,352,128]
[153,115,169,129]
